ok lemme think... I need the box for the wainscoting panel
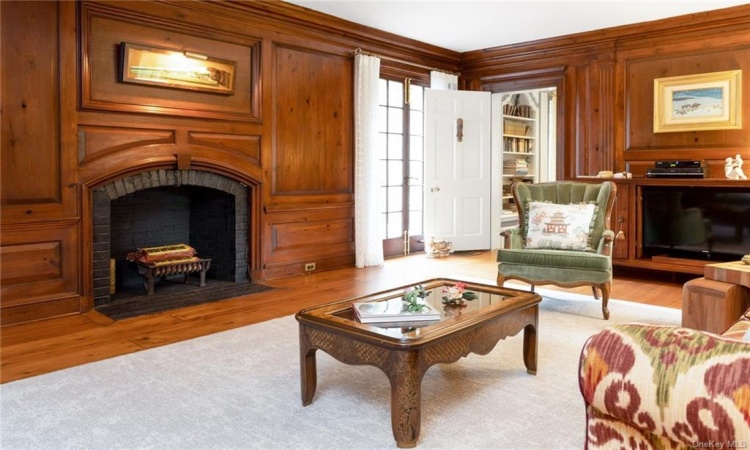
[0,223,80,310]
[263,205,355,271]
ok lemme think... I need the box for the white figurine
[725,157,736,179]
[734,154,747,180]
[725,155,747,180]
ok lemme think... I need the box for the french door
[424,89,492,251]
[378,78,427,258]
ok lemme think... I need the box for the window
[378,78,426,257]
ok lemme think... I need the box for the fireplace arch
[91,169,255,305]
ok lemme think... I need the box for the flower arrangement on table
[402,284,432,312]
[441,282,478,306]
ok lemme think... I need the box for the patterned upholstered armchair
[579,320,750,449]
[497,181,616,319]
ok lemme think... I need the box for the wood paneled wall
[2,1,749,324]
[1,1,82,324]
[0,0,459,324]
[616,30,750,177]
[462,5,750,179]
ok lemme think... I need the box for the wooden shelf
[614,258,706,276]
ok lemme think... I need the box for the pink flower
[442,283,465,301]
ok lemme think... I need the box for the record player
[645,160,707,178]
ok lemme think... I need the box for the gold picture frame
[653,70,742,133]
[120,42,236,95]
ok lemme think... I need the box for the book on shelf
[352,298,442,324]
[514,159,529,174]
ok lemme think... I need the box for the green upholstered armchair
[497,181,617,319]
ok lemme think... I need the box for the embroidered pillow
[523,201,598,251]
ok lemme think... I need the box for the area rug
[96,280,274,320]
[1,288,681,449]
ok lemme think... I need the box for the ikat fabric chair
[497,181,616,319]
[579,322,750,448]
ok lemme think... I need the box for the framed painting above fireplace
[119,42,237,95]
[653,70,742,133]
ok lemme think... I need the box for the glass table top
[298,278,539,341]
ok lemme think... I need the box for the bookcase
[491,91,541,248]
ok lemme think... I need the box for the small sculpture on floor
[428,237,452,258]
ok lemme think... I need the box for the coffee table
[295,278,541,448]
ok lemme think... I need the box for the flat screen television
[641,186,750,262]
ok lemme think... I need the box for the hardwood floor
[0,251,689,384]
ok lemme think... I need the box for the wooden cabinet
[590,178,750,275]
[611,182,631,261]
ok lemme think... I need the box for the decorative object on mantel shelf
[441,282,478,306]
[724,154,748,180]
[742,254,750,265]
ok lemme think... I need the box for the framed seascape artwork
[119,42,236,95]
[653,70,742,133]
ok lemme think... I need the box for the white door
[424,89,492,251]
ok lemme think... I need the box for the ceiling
[284,1,747,52]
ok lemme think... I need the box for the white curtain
[430,70,458,90]
[354,53,384,268]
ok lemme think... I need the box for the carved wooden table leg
[299,325,318,406]
[523,319,538,375]
[389,350,423,448]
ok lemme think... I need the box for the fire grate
[125,243,212,295]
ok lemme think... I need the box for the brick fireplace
[92,170,249,305]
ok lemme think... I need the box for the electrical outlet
[304,263,316,272]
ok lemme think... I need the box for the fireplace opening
[92,170,250,307]
[111,185,235,288]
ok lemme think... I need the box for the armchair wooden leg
[591,286,599,300]
[600,282,611,320]
[496,274,505,286]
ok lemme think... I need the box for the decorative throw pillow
[523,201,598,251]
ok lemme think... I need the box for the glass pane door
[378,79,425,258]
